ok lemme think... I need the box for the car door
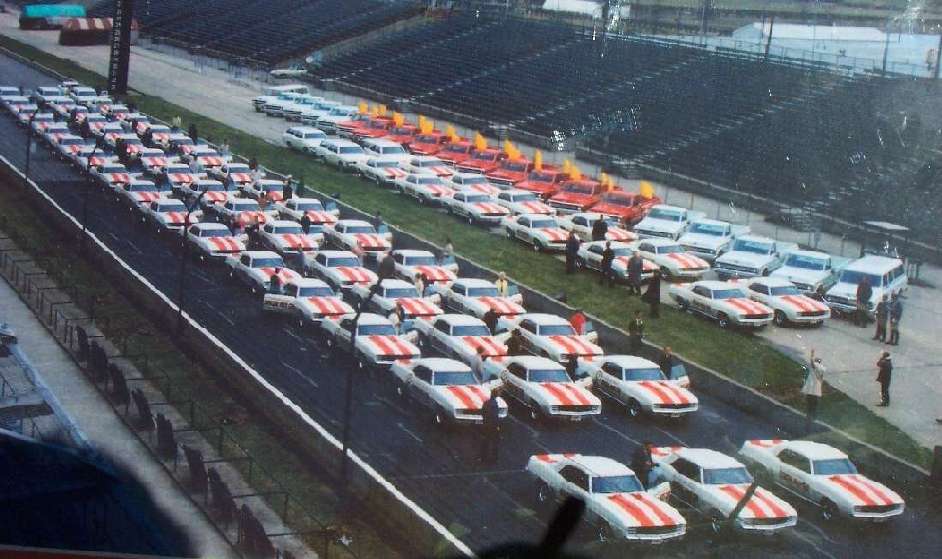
[558,465,590,502]
[336,318,355,351]
[431,319,452,355]
[502,362,528,403]
[410,365,434,407]
[776,449,813,496]
[598,361,622,399]
[669,458,703,508]
[748,282,771,306]
[690,285,712,316]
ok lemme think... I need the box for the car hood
[627,380,697,406]
[716,251,773,269]
[637,218,684,234]
[359,335,419,357]
[719,297,770,316]
[302,296,354,317]
[818,474,903,507]
[435,384,497,411]
[532,382,600,406]
[679,233,729,249]
[597,492,685,529]
[702,484,796,519]
[772,267,829,286]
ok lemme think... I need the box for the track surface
[2,55,939,557]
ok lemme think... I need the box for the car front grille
[633,525,683,535]
[799,310,827,317]
[743,313,771,320]
[717,263,757,274]
[855,504,901,514]
[682,245,716,255]
[825,295,854,306]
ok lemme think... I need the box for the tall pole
[764,16,774,60]
[934,32,942,79]
[24,109,39,184]
[81,143,101,254]
[882,20,891,74]
[177,190,207,335]
[108,0,135,96]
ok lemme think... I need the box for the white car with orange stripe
[162,164,202,196]
[116,179,169,209]
[350,279,443,320]
[273,197,339,231]
[206,161,252,187]
[209,195,276,229]
[262,278,354,327]
[225,250,301,294]
[357,157,409,186]
[184,222,246,260]
[324,220,392,257]
[389,358,506,425]
[321,313,420,370]
[181,179,230,210]
[411,314,509,374]
[627,238,710,279]
[650,447,797,532]
[738,439,904,521]
[258,220,323,257]
[446,173,502,197]
[669,281,773,329]
[434,278,525,320]
[578,355,698,419]
[495,189,556,216]
[140,198,198,232]
[49,133,92,160]
[498,313,603,364]
[502,214,569,253]
[391,249,458,287]
[89,161,132,190]
[394,173,455,205]
[527,453,685,543]
[240,178,287,203]
[742,277,830,326]
[403,155,454,179]
[442,191,511,225]
[557,213,637,243]
[139,155,170,178]
[713,235,796,280]
[575,241,657,283]
[306,250,377,292]
[482,356,600,421]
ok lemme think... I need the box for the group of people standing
[855,277,903,345]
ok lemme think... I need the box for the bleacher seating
[89,0,423,66]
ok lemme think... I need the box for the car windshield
[200,183,225,192]
[380,146,407,155]
[461,175,488,184]
[623,367,665,381]
[273,225,304,234]
[512,192,538,202]
[530,219,557,229]
[612,247,633,256]
[157,202,186,211]
[465,194,490,203]
[561,182,596,194]
[128,183,157,192]
[432,371,478,386]
[703,467,753,485]
[415,135,440,143]
[294,201,325,211]
[654,244,683,254]
[444,144,469,154]
[713,288,747,299]
[839,270,883,287]
[503,161,528,172]
[648,208,683,221]
[344,225,375,234]
[417,177,441,185]
[538,324,575,336]
[528,171,557,182]
[785,254,827,270]
[298,286,335,298]
[599,193,635,206]
[328,257,361,267]
[732,239,773,254]
[528,369,571,383]
[339,146,364,155]
[371,160,399,168]
[472,152,496,161]
[384,287,419,298]
[689,222,727,236]
[252,258,284,268]
[467,287,499,297]
[200,228,229,238]
[303,132,326,139]
[404,255,437,266]
[451,325,491,337]
[592,475,644,494]
[769,285,800,296]
[812,458,858,475]
[357,324,397,336]
[233,201,260,210]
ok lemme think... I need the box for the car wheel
[536,482,553,507]
[325,337,334,350]
[660,266,671,279]
[467,215,475,226]
[532,241,542,252]
[717,313,730,329]
[761,268,770,277]
[677,298,689,312]
[395,383,404,398]
[710,513,725,534]
[821,499,840,521]
[773,310,787,327]
[297,317,306,330]
[627,399,643,418]
[506,229,514,240]
[433,409,445,426]
[529,405,542,422]
[574,257,584,270]
[597,523,614,544]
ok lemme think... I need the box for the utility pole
[108,0,135,96]
[764,16,774,60]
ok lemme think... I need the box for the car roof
[786,250,830,259]
[453,278,495,288]
[289,126,324,134]
[633,237,677,246]
[689,218,730,226]
[747,276,793,288]
[318,250,358,258]
[337,219,371,227]
[451,172,487,179]
[570,455,633,478]
[393,249,434,257]
[193,222,229,230]
[286,196,322,204]
[363,138,401,146]
[324,139,359,147]
[409,155,441,162]
[693,280,738,290]
[676,448,743,469]
[268,220,303,228]
[367,157,402,164]
[355,313,392,326]
[286,277,331,289]
[734,234,775,243]
[243,250,281,259]
[518,313,568,325]
[436,314,485,326]
[378,278,414,289]
[506,355,563,369]
[603,355,660,369]
[649,204,685,212]
[503,189,537,197]
[409,357,471,372]
[783,441,847,461]
[845,254,903,272]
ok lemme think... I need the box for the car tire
[627,399,643,418]
[575,257,584,270]
[325,337,335,350]
[710,512,725,534]
[717,313,730,329]
[467,215,475,226]
[395,383,404,398]
[773,310,787,327]
[529,405,543,422]
[660,266,671,279]
[536,482,553,507]
[677,298,689,312]
[506,229,514,240]
[432,409,445,426]
[597,523,614,544]
[821,499,839,521]
[532,241,542,252]
[761,268,770,277]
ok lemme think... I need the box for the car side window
[452,284,465,296]
[414,366,432,384]
[573,216,586,226]
[559,466,589,491]
[507,363,527,379]
[520,320,536,334]
[749,284,768,295]
[601,362,621,377]
[589,245,602,255]
[340,319,354,333]
[778,449,811,473]
[692,286,709,297]
[394,253,404,264]
[434,320,451,335]
[240,254,250,266]
[189,225,200,235]
[672,458,701,482]
[284,284,298,297]
[315,254,326,265]
[517,216,527,226]
[640,243,653,252]
[263,224,273,233]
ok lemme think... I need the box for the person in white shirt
[801,348,825,432]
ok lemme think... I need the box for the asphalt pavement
[1,54,940,557]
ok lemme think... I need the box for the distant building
[732,22,886,43]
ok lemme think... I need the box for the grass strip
[0,34,929,471]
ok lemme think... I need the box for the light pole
[24,108,39,185]
[80,140,102,254]
[176,190,207,335]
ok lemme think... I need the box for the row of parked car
[4,79,907,545]
[252,84,909,331]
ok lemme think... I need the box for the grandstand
[89,0,423,66]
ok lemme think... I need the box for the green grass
[0,35,930,472]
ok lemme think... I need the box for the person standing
[413,273,426,297]
[481,386,504,465]
[876,351,892,407]
[171,115,182,131]
[378,252,395,280]
[219,139,231,157]
[628,310,644,354]
[888,293,902,345]
[802,349,825,432]
[282,175,293,201]
[506,329,526,356]
[627,251,644,295]
[569,309,586,335]
[591,217,608,242]
[495,272,509,297]
[855,276,872,327]
[441,237,454,265]
[188,123,199,143]
[873,295,889,342]
[565,230,580,275]
[565,353,579,380]
[372,211,384,231]
[659,346,675,378]
[600,241,615,287]
[300,212,312,235]
[631,441,655,488]
[643,269,662,318]
[483,307,499,334]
